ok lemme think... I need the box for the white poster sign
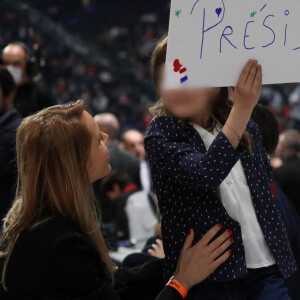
[165,0,300,88]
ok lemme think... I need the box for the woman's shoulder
[5,217,115,298]
[22,215,81,239]
[16,216,94,257]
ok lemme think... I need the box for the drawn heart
[215,7,222,18]
[173,59,183,72]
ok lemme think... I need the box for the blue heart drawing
[215,7,222,17]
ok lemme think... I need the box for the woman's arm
[44,224,231,299]
[116,224,232,300]
[155,224,232,299]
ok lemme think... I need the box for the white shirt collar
[190,123,221,149]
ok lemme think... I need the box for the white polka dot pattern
[144,116,297,282]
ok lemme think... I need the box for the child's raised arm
[145,60,262,191]
[144,116,242,190]
[223,59,262,148]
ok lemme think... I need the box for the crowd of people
[0,0,170,131]
[0,0,300,300]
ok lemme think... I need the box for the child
[144,37,297,299]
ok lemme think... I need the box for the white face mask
[6,66,22,84]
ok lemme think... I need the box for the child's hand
[233,59,262,112]
[172,224,233,292]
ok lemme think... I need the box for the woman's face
[158,63,220,119]
[83,111,111,183]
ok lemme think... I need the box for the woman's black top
[0,216,182,300]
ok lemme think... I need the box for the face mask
[6,66,22,84]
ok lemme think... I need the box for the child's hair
[251,104,279,155]
[150,36,251,150]
[0,100,114,290]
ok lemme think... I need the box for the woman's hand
[173,224,233,292]
[233,59,262,112]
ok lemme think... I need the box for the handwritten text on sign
[165,0,300,88]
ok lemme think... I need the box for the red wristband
[166,277,187,299]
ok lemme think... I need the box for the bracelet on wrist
[166,276,188,299]
[226,124,242,142]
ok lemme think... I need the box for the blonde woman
[0,101,232,299]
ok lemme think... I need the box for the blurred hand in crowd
[148,239,165,259]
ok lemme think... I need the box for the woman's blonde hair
[0,100,114,290]
[150,37,251,150]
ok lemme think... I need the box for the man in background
[94,113,140,187]
[122,129,152,192]
[252,105,300,300]
[274,129,300,216]
[2,42,56,117]
[101,171,157,249]
[0,66,21,220]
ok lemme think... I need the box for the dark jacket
[0,216,181,300]
[275,185,300,300]
[274,154,300,216]
[0,109,21,220]
[108,141,141,187]
[14,81,56,118]
[144,116,297,282]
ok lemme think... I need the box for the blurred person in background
[0,66,21,220]
[94,113,140,187]
[274,129,300,216]
[101,171,157,249]
[251,104,282,170]
[251,105,300,300]
[1,42,56,117]
[287,83,300,131]
[251,104,280,156]
[122,129,152,192]
[122,222,166,269]
[122,130,146,162]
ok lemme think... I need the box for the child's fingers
[252,65,262,90]
[237,60,254,86]
[246,60,258,86]
[207,230,231,253]
[182,228,194,250]
[196,224,222,247]
[209,237,233,261]
[212,250,232,270]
